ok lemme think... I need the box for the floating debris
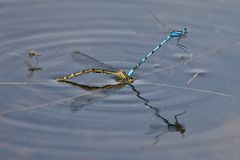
[187,68,208,84]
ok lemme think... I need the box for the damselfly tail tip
[56,77,64,82]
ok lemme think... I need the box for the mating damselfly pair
[56,28,188,85]
[52,52,187,138]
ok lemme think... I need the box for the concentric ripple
[0,0,240,160]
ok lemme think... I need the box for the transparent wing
[70,91,109,113]
[143,5,171,32]
[134,5,170,38]
[146,123,168,135]
[71,51,117,71]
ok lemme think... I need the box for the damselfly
[127,28,188,76]
[142,6,189,53]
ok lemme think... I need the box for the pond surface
[0,0,240,160]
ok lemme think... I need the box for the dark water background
[0,0,240,160]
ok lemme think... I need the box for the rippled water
[1,0,240,159]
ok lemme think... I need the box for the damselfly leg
[176,35,188,53]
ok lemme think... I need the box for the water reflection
[59,80,128,112]
[130,84,185,134]
[27,62,42,78]
[129,84,186,146]
[144,112,186,147]
[70,92,108,113]
[59,80,186,143]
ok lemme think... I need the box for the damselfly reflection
[130,84,185,134]
[60,80,128,113]
[59,80,186,143]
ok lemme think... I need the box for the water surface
[0,0,240,160]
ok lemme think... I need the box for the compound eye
[184,28,188,33]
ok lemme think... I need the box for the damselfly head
[128,76,135,83]
[183,28,188,35]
